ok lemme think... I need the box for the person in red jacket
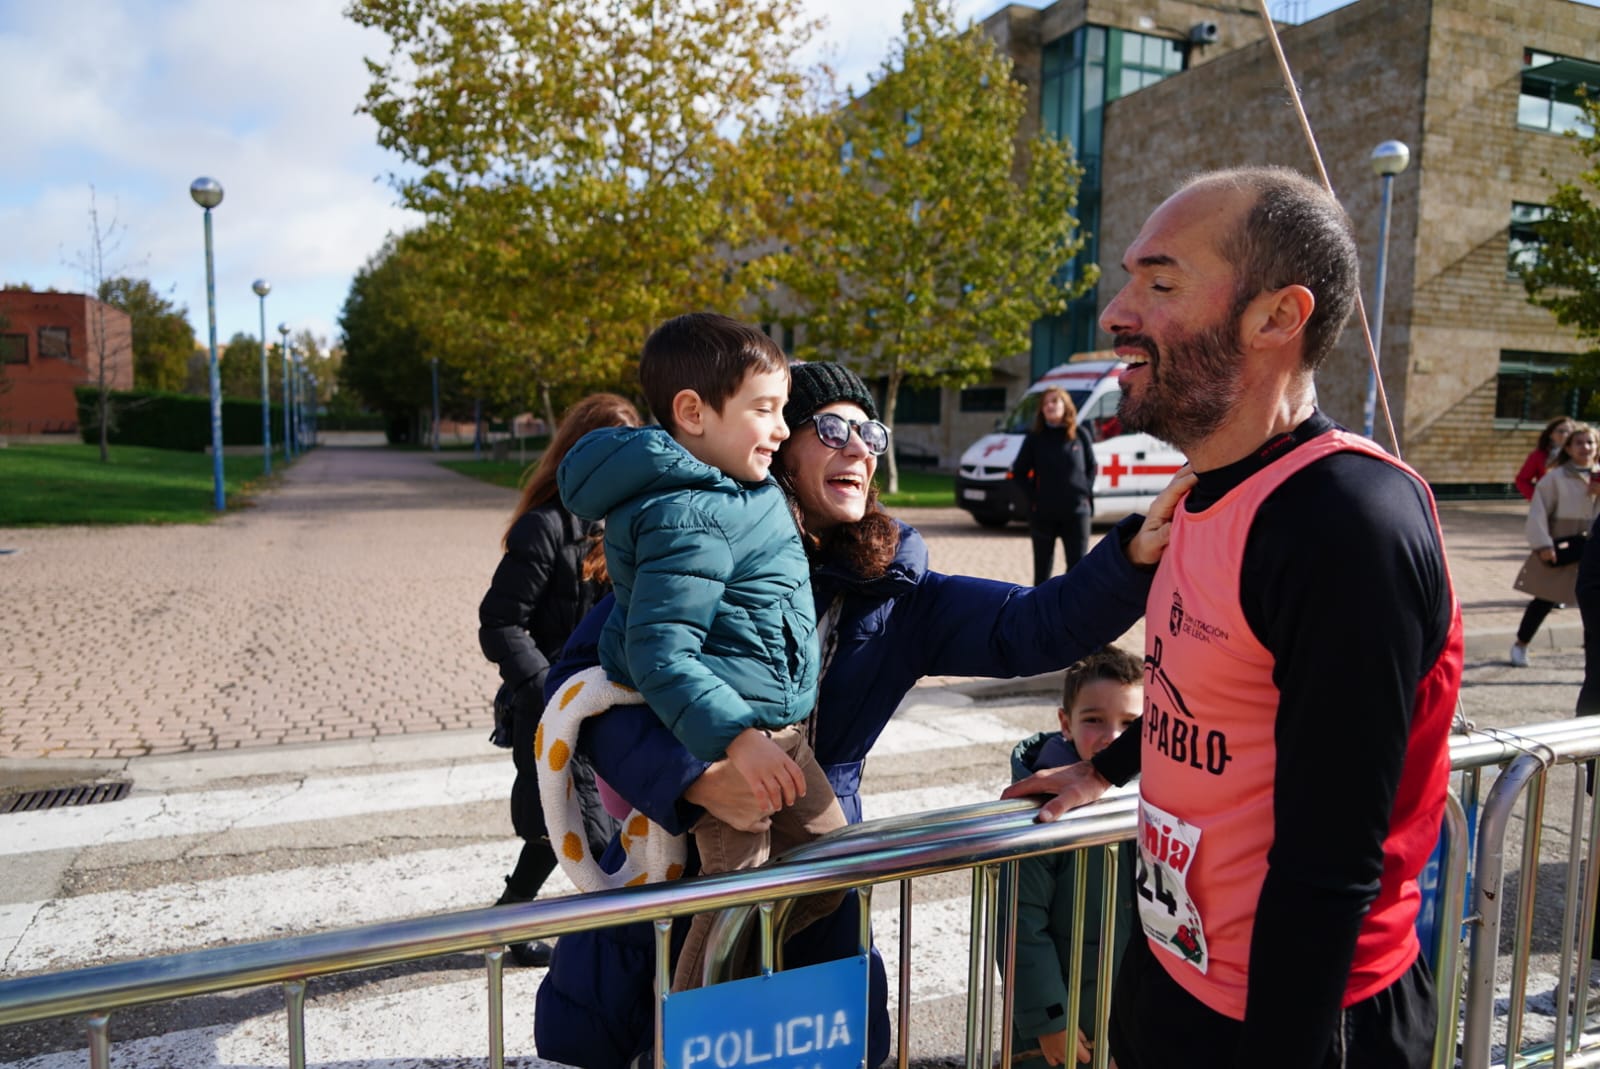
[1515,416,1575,501]
[1006,167,1462,1069]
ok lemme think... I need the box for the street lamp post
[1364,139,1411,441]
[278,323,294,460]
[189,177,226,512]
[252,279,272,474]
[431,356,441,453]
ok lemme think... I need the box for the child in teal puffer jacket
[557,313,845,993]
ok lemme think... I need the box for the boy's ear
[672,388,707,438]
[1057,706,1073,740]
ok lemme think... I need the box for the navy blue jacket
[533,515,1153,1069]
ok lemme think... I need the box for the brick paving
[0,440,1568,763]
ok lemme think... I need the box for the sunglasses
[806,412,890,456]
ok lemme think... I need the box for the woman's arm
[478,511,560,699]
[1514,451,1543,501]
[1526,474,1559,551]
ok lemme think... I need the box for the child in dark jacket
[557,313,845,992]
[1004,647,1141,1067]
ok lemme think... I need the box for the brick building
[897,0,1600,490]
[0,291,133,436]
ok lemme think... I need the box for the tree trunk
[540,382,557,443]
[882,366,902,495]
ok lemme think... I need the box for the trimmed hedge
[76,387,286,451]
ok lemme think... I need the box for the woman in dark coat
[478,392,640,965]
[532,363,1190,1068]
[1012,385,1098,586]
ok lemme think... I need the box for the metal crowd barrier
[5,718,1600,1069]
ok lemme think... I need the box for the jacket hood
[1010,730,1080,782]
[812,519,928,601]
[558,426,734,521]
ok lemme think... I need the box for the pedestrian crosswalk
[0,691,1051,1068]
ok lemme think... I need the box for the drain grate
[2,781,131,814]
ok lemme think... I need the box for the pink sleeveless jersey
[1135,429,1463,1019]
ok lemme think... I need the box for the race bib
[1135,797,1208,973]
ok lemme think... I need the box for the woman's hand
[1539,547,1558,565]
[684,760,773,833]
[1001,760,1111,823]
[726,728,806,813]
[1125,466,1197,569]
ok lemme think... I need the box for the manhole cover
[2,781,131,814]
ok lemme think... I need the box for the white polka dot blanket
[536,666,687,891]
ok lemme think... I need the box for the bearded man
[1006,167,1463,1069]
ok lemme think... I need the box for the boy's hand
[1033,1027,1093,1065]
[725,728,805,814]
[1001,761,1110,823]
[1126,466,1196,568]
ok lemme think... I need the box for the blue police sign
[663,955,869,1069]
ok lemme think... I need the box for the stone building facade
[1097,0,1600,488]
[0,291,133,436]
[900,0,1598,491]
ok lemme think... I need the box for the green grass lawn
[0,443,275,526]
[440,453,955,507]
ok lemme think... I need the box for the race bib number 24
[1135,798,1208,974]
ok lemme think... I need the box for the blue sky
[0,0,1360,351]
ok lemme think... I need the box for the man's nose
[1099,286,1137,335]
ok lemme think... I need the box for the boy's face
[691,366,791,483]
[1058,679,1142,759]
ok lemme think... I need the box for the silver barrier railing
[5,718,1600,1069]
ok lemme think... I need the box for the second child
[1004,647,1142,1067]
[557,313,846,992]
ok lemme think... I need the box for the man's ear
[672,388,706,437]
[1242,284,1315,353]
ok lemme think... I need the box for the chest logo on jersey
[1168,589,1230,645]
[1144,637,1234,777]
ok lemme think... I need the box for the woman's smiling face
[783,401,877,532]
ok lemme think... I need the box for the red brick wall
[0,291,133,434]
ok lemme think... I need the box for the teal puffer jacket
[557,425,818,761]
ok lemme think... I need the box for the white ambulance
[955,357,1186,527]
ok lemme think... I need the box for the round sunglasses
[805,412,890,456]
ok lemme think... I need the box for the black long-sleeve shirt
[1093,411,1453,1067]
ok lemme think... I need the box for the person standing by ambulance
[1012,385,1098,585]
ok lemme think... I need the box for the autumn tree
[1523,94,1600,400]
[338,234,450,442]
[98,277,195,392]
[348,0,819,413]
[74,189,136,462]
[769,0,1094,490]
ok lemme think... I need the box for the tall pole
[1364,140,1411,443]
[253,280,272,474]
[190,178,226,512]
[279,323,293,460]
[431,356,441,453]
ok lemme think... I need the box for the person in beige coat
[1512,422,1600,666]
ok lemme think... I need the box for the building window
[891,382,941,424]
[1519,49,1599,136]
[0,333,26,364]
[1495,351,1590,425]
[1509,202,1551,276]
[37,326,70,361]
[959,386,1007,413]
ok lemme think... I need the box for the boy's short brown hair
[639,313,788,436]
[1061,646,1143,717]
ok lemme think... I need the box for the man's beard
[1114,318,1245,454]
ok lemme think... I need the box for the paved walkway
[0,441,1574,767]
